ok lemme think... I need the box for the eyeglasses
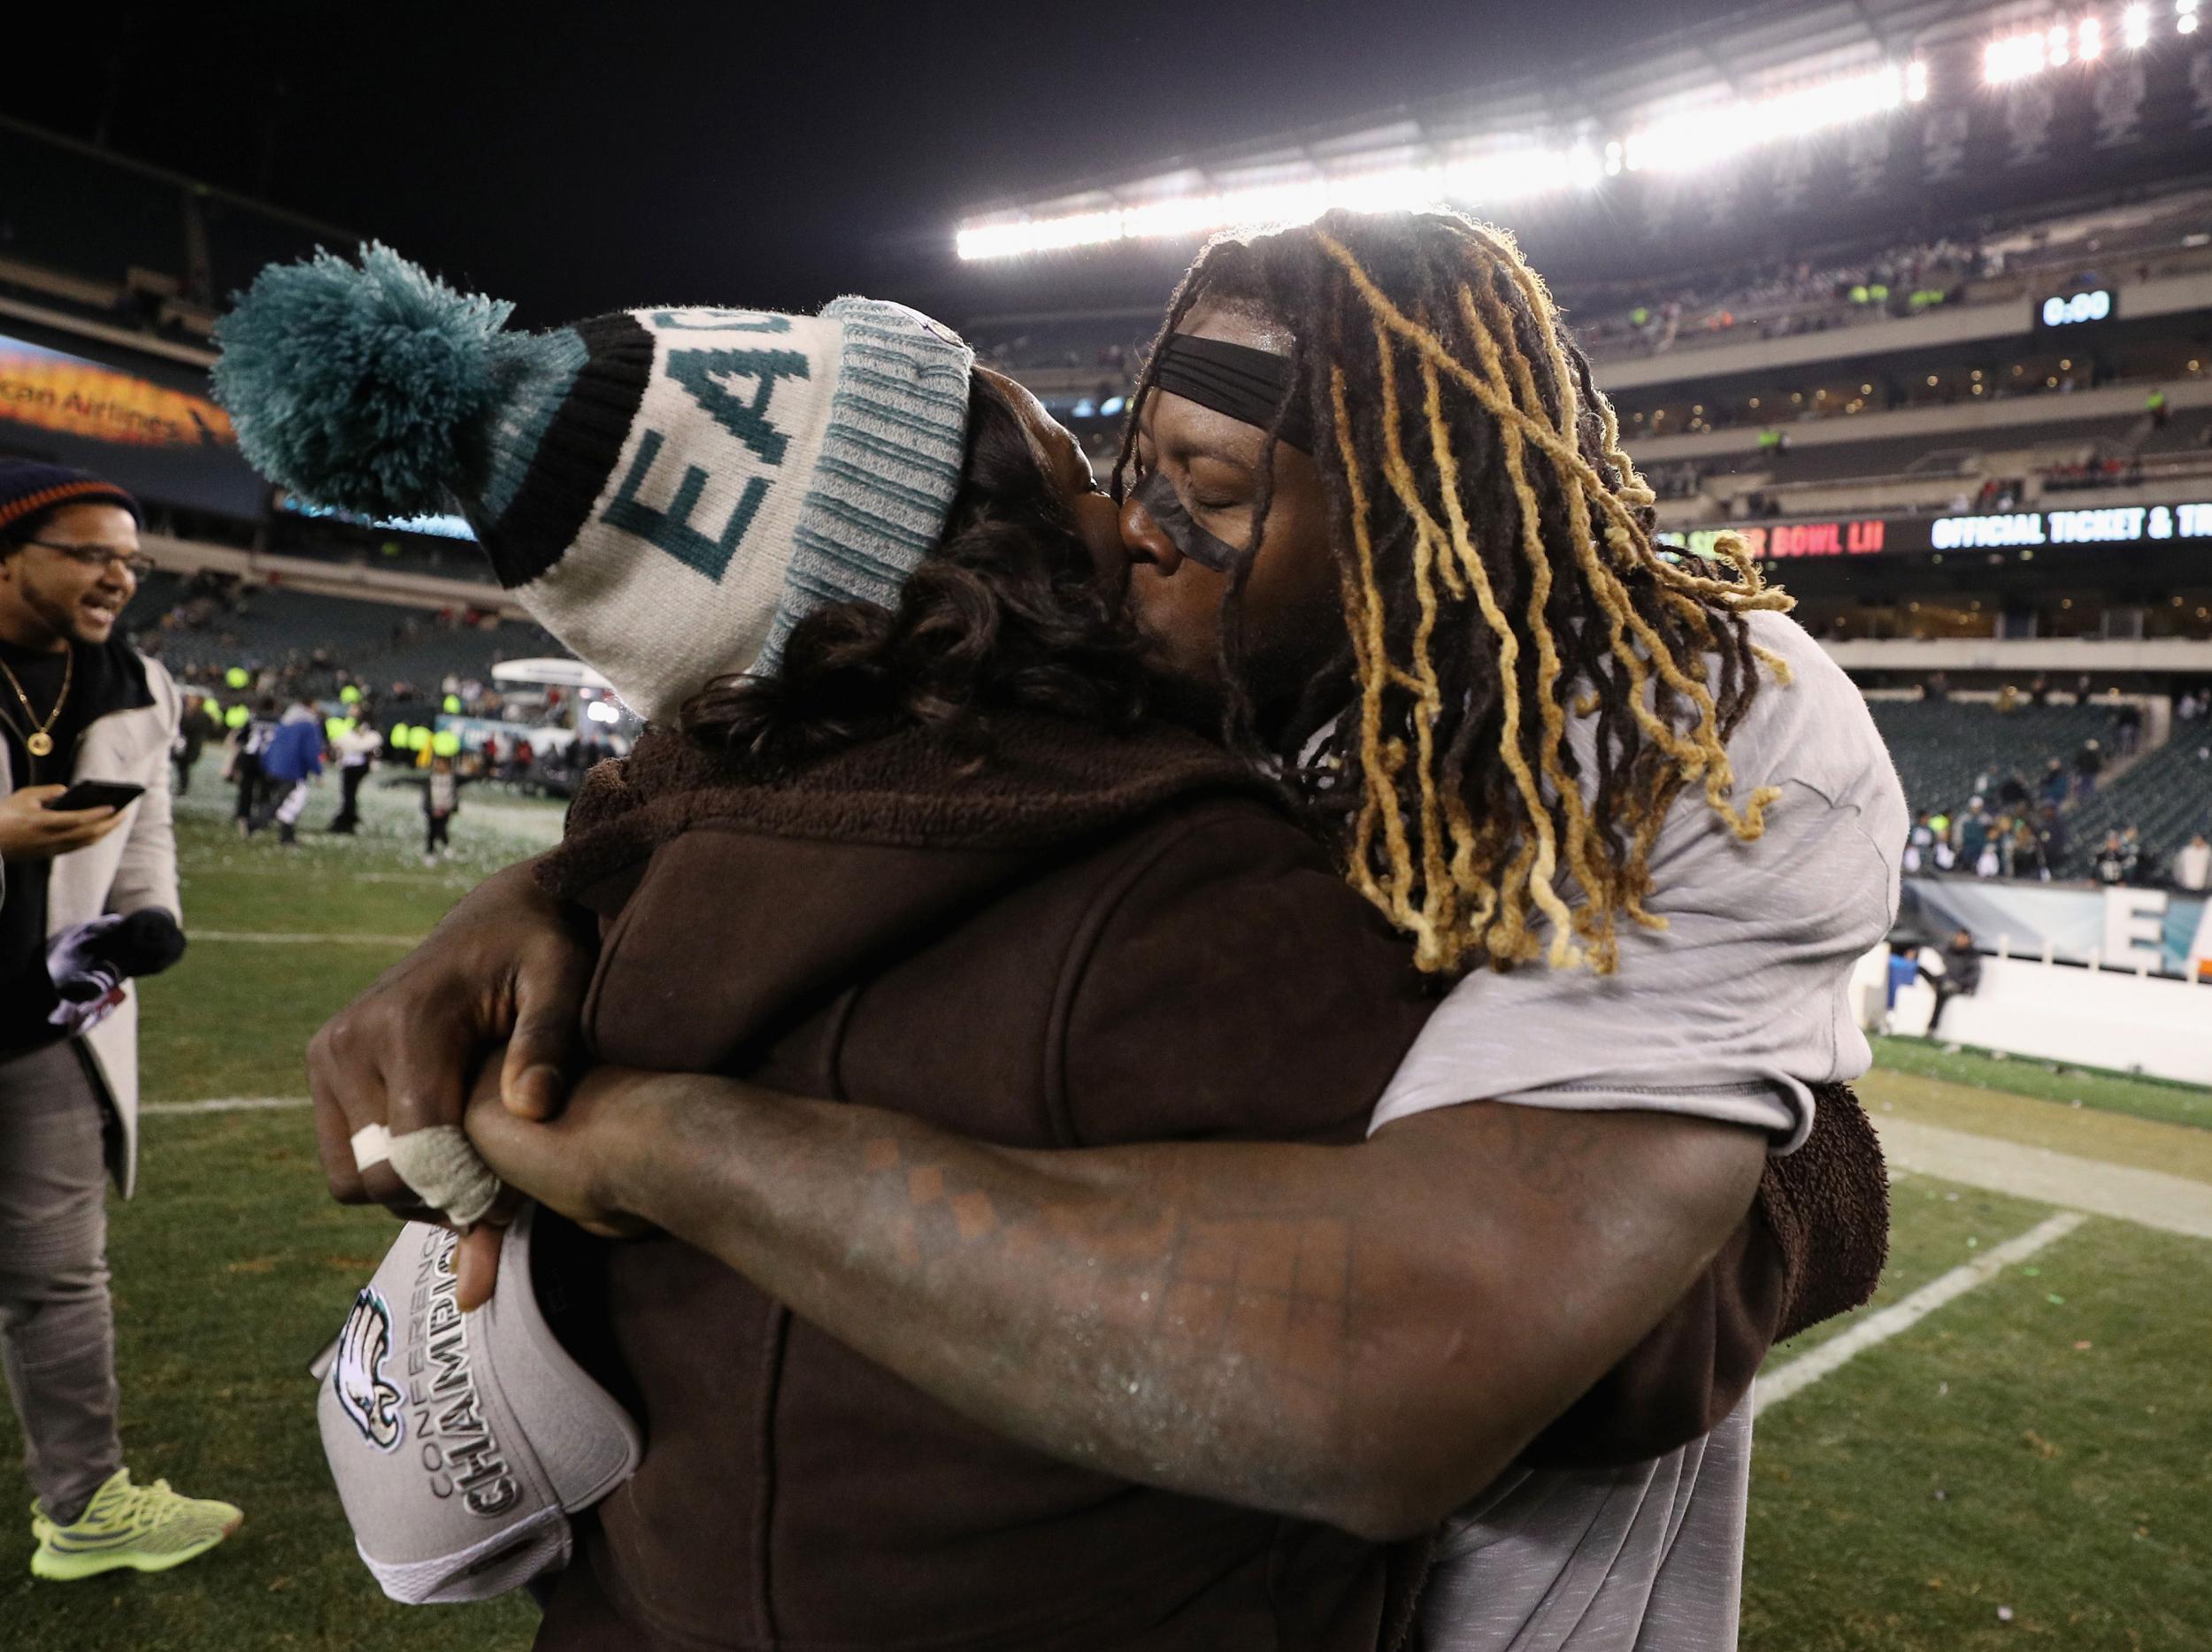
[24,540,157,580]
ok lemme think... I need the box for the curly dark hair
[1114,211,1794,977]
[682,369,1148,765]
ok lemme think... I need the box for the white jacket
[0,648,180,1196]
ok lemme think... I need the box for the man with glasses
[0,460,238,1580]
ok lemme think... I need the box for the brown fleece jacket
[531,716,1887,1650]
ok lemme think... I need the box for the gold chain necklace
[0,645,73,760]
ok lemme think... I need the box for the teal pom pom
[213,243,516,518]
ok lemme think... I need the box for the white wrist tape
[387,1126,503,1228]
[349,1123,393,1173]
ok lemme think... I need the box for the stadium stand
[2066,724,2212,880]
[1574,185,2212,365]
[0,117,341,343]
[1865,698,2118,821]
[128,571,558,700]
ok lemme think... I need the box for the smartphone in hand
[43,780,147,812]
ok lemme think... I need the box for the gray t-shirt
[1374,611,1904,1650]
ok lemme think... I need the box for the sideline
[1754,1210,2088,1417]
[1873,1115,2212,1241]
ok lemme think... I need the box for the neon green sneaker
[29,1469,242,1580]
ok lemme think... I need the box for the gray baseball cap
[315,1204,640,1603]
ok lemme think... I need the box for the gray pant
[0,1041,122,1525]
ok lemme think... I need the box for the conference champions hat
[315,1205,639,1603]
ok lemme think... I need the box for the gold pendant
[26,731,53,757]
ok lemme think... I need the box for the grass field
[3,757,2208,1649]
[1867,1034,2212,1133]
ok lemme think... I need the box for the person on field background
[257,695,325,847]
[171,693,206,796]
[227,694,278,838]
[326,711,383,835]
[0,460,238,1581]
[1924,927,1982,1033]
[412,751,471,866]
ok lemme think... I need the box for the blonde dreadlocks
[1116,210,1796,978]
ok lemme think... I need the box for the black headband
[1150,333,1313,454]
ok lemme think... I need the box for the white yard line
[189,931,423,945]
[1873,1116,2212,1241]
[141,1096,313,1116]
[1753,1210,2087,1418]
[186,864,472,886]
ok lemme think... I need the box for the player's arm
[310,854,596,1212]
[468,1068,1764,1541]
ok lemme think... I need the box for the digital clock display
[2041,288,2114,327]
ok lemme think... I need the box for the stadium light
[2182,0,2201,35]
[956,58,1926,258]
[2124,3,2152,45]
[1985,31,2043,82]
[1623,61,1911,174]
[1985,18,2108,82]
[957,143,1608,259]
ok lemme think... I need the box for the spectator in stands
[1999,768,2030,811]
[1988,814,2017,876]
[2028,674,2050,707]
[1904,810,1936,873]
[2010,816,2049,880]
[1955,798,1993,871]
[2093,830,2133,887]
[2073,738,2104,802]
[2120,826,2146,885]
[2176,833,2211,894]
[2037,804,2069,878]
[2115,700,2143,757]
[326,715,382,835]
[0,461,238,1577]
[1924,928,1983,1033]
[1994,684,2019,714]
[227,695,279,839]
[172,694,206,795]
[2039,757,2070,809]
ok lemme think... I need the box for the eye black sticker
[1130,469,1246,572]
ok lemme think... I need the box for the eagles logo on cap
[315,1207,642,1604]
[334,1287,405,1453]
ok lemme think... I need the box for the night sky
[6,1,1690,326]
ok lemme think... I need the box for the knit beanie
[0,461,142,540]
[212,245,976,723]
